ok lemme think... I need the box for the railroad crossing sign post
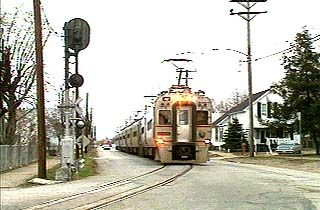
[57,18,90,181]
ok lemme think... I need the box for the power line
[253,33,320,62]
[40,3,60,38]
[174,33,320,63]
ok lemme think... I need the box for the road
[1,148,319,210]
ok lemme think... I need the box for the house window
[219,127,224,142]
[261,104,267,116]
[254,130,259,139]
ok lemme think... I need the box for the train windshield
[196,110,209,125]
[159,110,171,125]
[179,110,189,125]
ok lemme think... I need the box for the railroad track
[24,165,192,210]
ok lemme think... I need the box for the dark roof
[212,89,269,126]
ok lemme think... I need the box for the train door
[176,106,192,142]
[172,102,197,161]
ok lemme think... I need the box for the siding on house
[211,89,285,148]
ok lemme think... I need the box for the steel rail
[23,165,167,210]
[75,165,193,210]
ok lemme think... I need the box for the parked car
[276,143,302,154]
[102,144,112,150]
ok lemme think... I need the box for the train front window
[179,110,189,125]
[159,110,171,125]
[196,110,209,125]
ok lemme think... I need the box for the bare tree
[214,90,247,112]
[0,9,51,145]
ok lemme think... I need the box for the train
[113,60,213,164]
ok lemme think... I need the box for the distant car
[276,143,302,154]
[102,144,112,150]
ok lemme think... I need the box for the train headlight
[171,94,196,103]
[204,139,211,144]
[199,131,206,138]
[156,138,165,144]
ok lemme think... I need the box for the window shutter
[257,102,261,118]
[267,102,272,118]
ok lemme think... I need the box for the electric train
[113,63,213,163]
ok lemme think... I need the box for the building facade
[212,89,300,150]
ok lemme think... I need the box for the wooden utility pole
[33,0,47,178]
[230,0,267,157]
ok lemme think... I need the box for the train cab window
[179,110,189,125]
[196,110,209,125]
[147,120,152,130]
[159,110,171,125]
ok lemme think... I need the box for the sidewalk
[0,158,60,188]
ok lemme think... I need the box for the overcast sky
[2,0,320,139]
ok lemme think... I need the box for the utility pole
[0,28,4,144]
[0,0,5,147]
[33,0,47,178]
[229,0,267,157]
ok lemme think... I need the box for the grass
[72,148,98,180]
[19,148,98,188]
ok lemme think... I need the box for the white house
[211,89,300,150]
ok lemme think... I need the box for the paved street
[1,148,319,210]
[106,155,320,210]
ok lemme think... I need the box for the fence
[0,144,38,172]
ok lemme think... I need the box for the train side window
[141,127,145,134]
[196,110,209,125]
[133,131,137,137]
[159,110,171,125]
[179,110,188,125]
[147,120,152,130]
